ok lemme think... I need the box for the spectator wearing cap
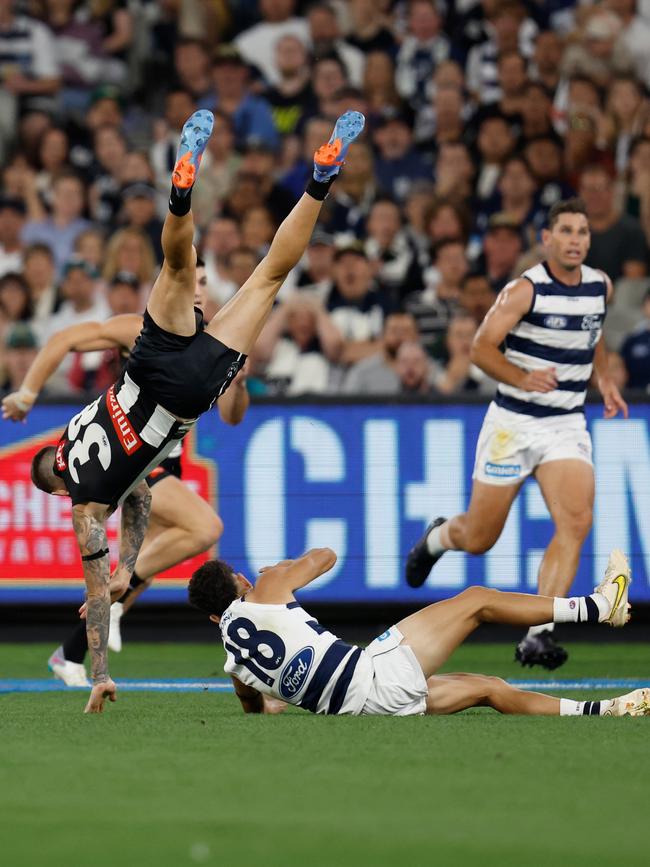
[150,89,197,200]
[21,170,91,278]
[173,38,213,104]
[620,289,650,390]
[0,322,38,400]
[321,141,377,237]
[234,0,309,87]
[0,1,60,159]
[364,197,422,300]
[199,46,279,151]
[373,109,430,202]
[190,110,241,228]
[395,0,451,111]
[325,243,393,366]
[239,141,296,223]
[561,10,636,90]
[307,3,365,87]
[342,311,419,394]
[433,312,496,396]
[74,228,107,275]
[264,34,317,137]
[200,216,242,307]
[0,195,26,276]
[580,163,648,280]
[107,271,141,316]
[347,0,397,55]
[474,115,516,203]
[476,213,524,292]
[23,243,59,331]
[253,295,343,395]
[404,237,467,357]
[120,182,164,263]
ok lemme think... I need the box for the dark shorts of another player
[126,308,246,419]
[146,455,182,489]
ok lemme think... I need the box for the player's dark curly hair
[188,559,239,616]
[31,446,61,495]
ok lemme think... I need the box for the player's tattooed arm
[117,481,152,585]
[72,504,111,684]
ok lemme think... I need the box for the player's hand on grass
[263,696,288,714]
[598,377,629,419]
[520,367,557,393]
[1,390,36,422]
[84,679,117,714]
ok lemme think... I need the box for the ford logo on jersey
[279,647,314,699]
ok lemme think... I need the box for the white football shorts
[361,626,428,717]
[473,402,594,487]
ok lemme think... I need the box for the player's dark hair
[196,255,205,268]
[188,559,239,616]
[31,446,61,495]
[548,197,588,229]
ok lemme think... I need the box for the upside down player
[189,548,649,718]
[405,198,628,670]
[2,262,249,686]
[24,107,366,711]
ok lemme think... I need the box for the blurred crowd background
[0,0,649,401]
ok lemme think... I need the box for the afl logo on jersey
[544,315,567,329]
[279,646,314,699]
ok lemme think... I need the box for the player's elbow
[469,338,485,367]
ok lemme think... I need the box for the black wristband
[81,548,109,562]
[169,185,192,216]
[306,176,334,201]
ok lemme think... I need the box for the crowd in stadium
[0,0,649,401]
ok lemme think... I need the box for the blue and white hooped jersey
[219,597,373,715]
[495,262,607,417]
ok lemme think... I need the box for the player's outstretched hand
[600,379,629,419]
[84,679,117,714]
[1,391,35,422]
[520,367,557,393]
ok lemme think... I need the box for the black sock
[306,176,335,201]
[584,595,600,623]
[169,184,192,216]
[117,570,146,604]
[62,621,88,663]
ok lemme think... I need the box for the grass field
[2,642,649,867]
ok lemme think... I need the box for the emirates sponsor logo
[55,441,67,471]
[106,385,142,454]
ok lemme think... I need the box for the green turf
[1,643,649,867]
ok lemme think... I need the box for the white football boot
[108,602,124,653]
[603,689,650,717]
[48,646,90,687]
[594,548,631,627]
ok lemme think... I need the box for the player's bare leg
[206,111,366,355]
[405,479,521,588]
[147,110,214,336]
[514,459,595,668]
[397,548,631,680]
[425,673,561,715]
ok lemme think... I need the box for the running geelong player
[2,264,249,685]
[25,108,365,711]
[405,198,628,670]
[189,547,648,718]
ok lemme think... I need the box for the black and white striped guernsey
[495,262,608,418]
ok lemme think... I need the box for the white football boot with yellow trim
[603,689,650,717]
[594,549,631,627]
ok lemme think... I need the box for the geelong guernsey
[220,597,373,715]
[495,262,607,417]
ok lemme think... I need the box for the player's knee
[195,513,223,551]
[559,508,593,541]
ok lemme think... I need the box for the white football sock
[426,522,451,556]
[553,594,604,624]
[560,698,607,716]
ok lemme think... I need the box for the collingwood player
[23,108,366,711]
[405,198,628,670]
[189,547,649,718]
[2,263,249,685]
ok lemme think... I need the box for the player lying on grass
[3,261,249,685]
[20,107,365,712]
[189,548,649,718]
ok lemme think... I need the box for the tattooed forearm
[72,504,111,684]
[119,481,152,578]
